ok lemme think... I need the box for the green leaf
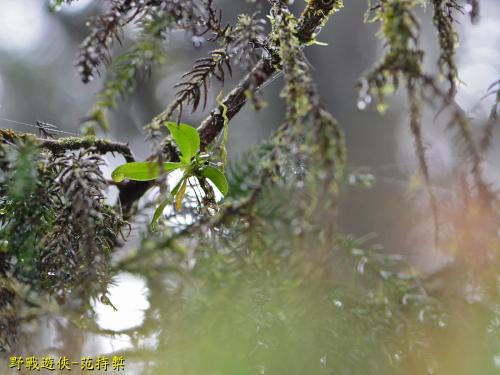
[111,161,181,182]
[170,175,188,196]
[175,178,188,212]
[165,122,200,163]
[200,166,228,196]
[89,107,110,132]
[150,196,171,231]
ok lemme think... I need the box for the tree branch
[198,58,275,149]
[0,129,136,162]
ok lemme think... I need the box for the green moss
[298,0,344,43]
[432,0,459,94]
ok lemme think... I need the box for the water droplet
[333,299,343,308]
[191,36,205,48]
[320,355,327,368]
[319,355,326,368]
[357,100,367,110]
[464,3,473,13]
[418,309,426,322]
[357,257,368,274]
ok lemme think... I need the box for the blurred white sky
[455,0,500,117]
[0,0,93,51]
[0,0,46,52]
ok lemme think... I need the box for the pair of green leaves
[112,122,228,226]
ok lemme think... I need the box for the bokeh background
[0,0,499,370]
[1,0,498,261]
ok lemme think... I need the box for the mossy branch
[0,129,136,162]
[172,0,342,149]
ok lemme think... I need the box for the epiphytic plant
[112,122,228,218]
